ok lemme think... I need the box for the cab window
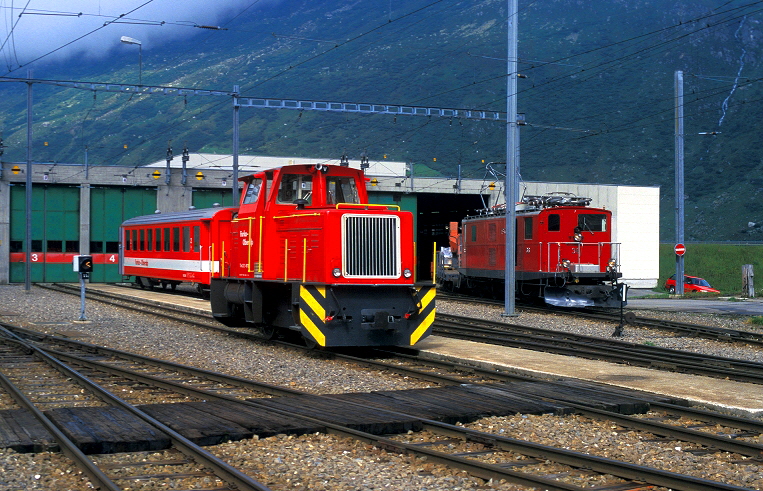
[276,174,313,205]
[548,214,560,232]
[242,178,263,205]
[578,214,607,232]
[326,176,359,205]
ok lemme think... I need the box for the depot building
[0,155,660,288]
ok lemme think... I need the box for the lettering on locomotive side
[134,259,149,266]
[239,231,249,238]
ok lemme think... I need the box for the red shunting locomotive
[121,163,436,347]
[438,193,625,307]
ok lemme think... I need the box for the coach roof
[122,206,236,226]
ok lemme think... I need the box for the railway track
[433,312,763,385]
[439,291,763,347]
[2,321,761,491]
[0,324,272,491]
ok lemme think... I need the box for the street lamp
[120,36,142,85]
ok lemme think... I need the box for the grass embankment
[657,243,763,296]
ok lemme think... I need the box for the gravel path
[1,284,762,490]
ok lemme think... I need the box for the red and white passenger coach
[121,163,436,347]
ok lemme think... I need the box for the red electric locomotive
[120,163,436,347]
[438,193,624,307]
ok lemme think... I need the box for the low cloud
[0,0,259,73]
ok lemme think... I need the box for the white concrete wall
[614,186,660,288]
[521,182,660,289]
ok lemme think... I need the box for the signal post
[73,255,93,321]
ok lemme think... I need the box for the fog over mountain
[0,0,264,72]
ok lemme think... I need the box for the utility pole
[232,85,240,205]
[674,70,685,295]
[503,0,518,316]
[25,71,33,292]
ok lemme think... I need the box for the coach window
[164,227,171,252]
[172,228,180,252]
[524,217,533,239]
[147,229,153,251]
[182,227,191,252]
[155,228,162,251]
[132,230,138,251]
[548,214,560,232]
[124,231,130,251]
[193,226,200,252]
[139,229,145,251]
[242,178,263,204]
[277,173,313,205]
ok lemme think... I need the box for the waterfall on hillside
[718,16,747,127]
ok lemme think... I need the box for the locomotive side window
[242,178,262,204]
[164,227,171,252]
[139,230,145,251]
[548,214,560,231]
[193,226,200,252]
[524,217,533,239]
[172,228,180,252]
[471,225,477,242]
[277,174,313,205]
[147,229,153,251]
[578,214,607,232]
[155,228,162,251]
[131,230,138,251]
[326,176,360,205]
[182,227,191,253]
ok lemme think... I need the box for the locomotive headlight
[332,268,342,278]
[561,259,571,269]
[607,258,617,271]
[403,268,412,278]
[574,232,583,242]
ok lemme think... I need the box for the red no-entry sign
[674,243,686,256]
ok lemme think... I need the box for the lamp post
[120,36,142,85]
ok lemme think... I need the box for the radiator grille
[342,215,400,278]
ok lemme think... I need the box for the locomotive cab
[210,163,436,348]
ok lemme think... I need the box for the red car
[664,274,720,294]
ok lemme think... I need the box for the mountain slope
[1,0,762,241]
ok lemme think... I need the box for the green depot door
[9,184,80,283]
[192,188,234,209]
[89,187,158,282]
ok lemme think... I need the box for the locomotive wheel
[303,335,318,349]
[215,316,248,327]
[258,325,276,340]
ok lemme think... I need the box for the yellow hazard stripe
[410,285,436,345]
[419,286,435,308]
[300,286,326,347]
[410,308,436,345]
